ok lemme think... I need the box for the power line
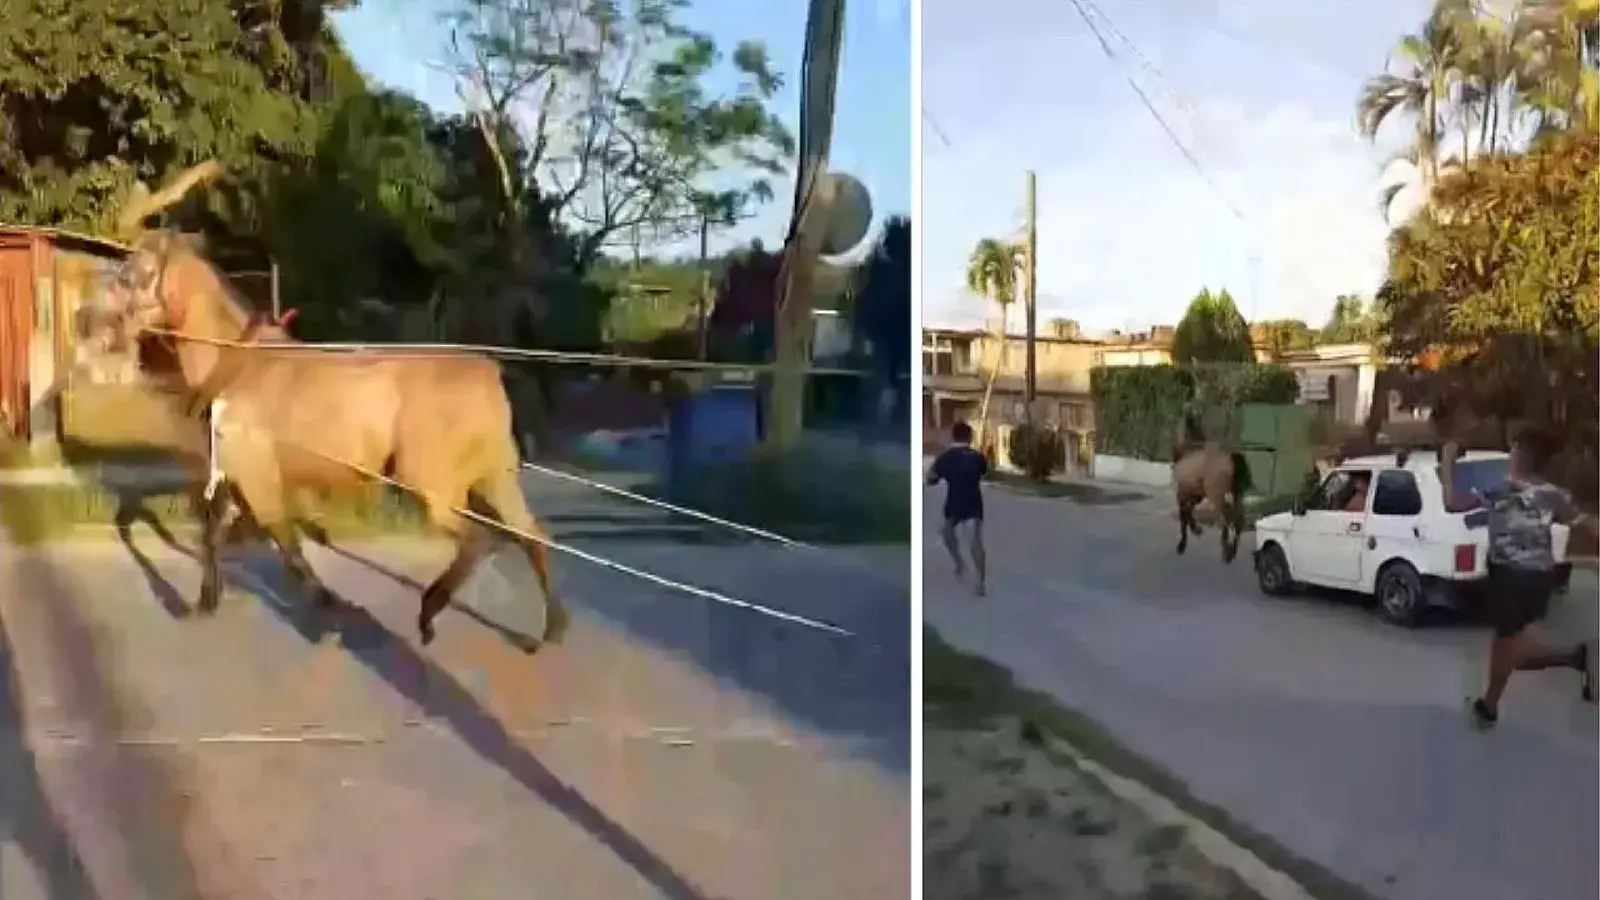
[923,108,954,148]
[1070,0,1363,322]
[1066,0,1250,224]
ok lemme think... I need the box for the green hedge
[1090,363,1299,462]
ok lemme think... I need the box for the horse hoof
[195,598,219,616]
[418,619,436,646]
[542,604,571,645]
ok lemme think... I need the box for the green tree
[1172,288,1253,364]
[963,236,1023,440]
[1321,294,1377,344]
[441,0,794,271]
[854,215,912,384]
[1255,318,1316,359]
[963,237,1022,333]
[1359,0,1599,222]
[1357,5,1462,217]
[1377,131,1599,437]
[0,0,354,235]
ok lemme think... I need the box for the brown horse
[1171,418,1253,564]
[105,228,568,649]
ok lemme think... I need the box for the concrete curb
[1049,734,1319,900]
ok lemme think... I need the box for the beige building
[922,318,1097,465]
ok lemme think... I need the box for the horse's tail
[1230,451,1253,498]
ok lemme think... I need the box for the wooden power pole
[1023,170,1038,422]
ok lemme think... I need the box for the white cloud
[922,97,1395,332]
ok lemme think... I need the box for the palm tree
[1450,3,1521,157]
[1357,6,1465,222]
[963,237,1023,445]
[1515,0,1600,137]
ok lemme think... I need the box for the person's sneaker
[1577,642,1597,704]
[1467,697,1499,730]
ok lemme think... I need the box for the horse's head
[106,161,225,335]
[108,229,187,332]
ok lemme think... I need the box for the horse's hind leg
[474,468,567,646]
[415,501,489,646]
[1222,497,1245,564]
[1176,498,1195,554]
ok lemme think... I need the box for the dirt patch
[924,628,1384,900]
[924,719,1262,900]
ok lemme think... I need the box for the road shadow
[310,529,911,774]
[112,490,194,620]
[0,608,101,900]
[535,533,913,774]
[0,550,210,900]
[223,552,716,900]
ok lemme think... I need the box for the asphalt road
[923,480,1599,900]
[0,470,911,900]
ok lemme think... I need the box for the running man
[1441,430,1600,729]
[927,421,988,595]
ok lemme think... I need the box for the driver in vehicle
[1340,472,1371,512]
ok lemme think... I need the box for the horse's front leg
[195,485,232,614]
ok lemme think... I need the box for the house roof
[0,223,130,257]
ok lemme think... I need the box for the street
[923,480,1599,900]
[0,470,911,900]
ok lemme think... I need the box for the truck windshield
[1438,458,1510,508]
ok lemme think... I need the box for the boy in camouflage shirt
[1443,428,1599,728]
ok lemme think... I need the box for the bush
[1090,363,1300,461]
[1008,423,1064,481]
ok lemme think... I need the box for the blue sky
[332,0,911,260]
[922,0,1435,332]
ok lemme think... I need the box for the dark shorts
[1484,562,1559,638]
[944,510,982,525]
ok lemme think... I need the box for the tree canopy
[441,0,794,270]
[1377,130,1598,432]
[853,215,911,380]
[0,0,808,354]
[1321,294,1379,344]
[1171,288,1254,364]
[1357,0,1598,222]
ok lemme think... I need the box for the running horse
[1171,414,1253,563]
[104,162,568,648]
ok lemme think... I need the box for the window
[1309,469,1373,513]
[1372,469,1423,517]
[1437,457,1509,508]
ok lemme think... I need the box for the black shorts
[1484,563,1559,638]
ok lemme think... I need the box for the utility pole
[1023,170,1038,423]
[269,260,281,322]
[696,212,711,360]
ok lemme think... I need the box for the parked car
[1251,449,1571,627]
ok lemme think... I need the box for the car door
[1361,468,1424,591]
[1289,469,1369,586]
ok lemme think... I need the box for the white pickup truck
[1252,449,1571,627]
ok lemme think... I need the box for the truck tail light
[1454,544,1477,574]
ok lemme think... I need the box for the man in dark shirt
[926,421,988,595]
[1443,429,1599,728]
